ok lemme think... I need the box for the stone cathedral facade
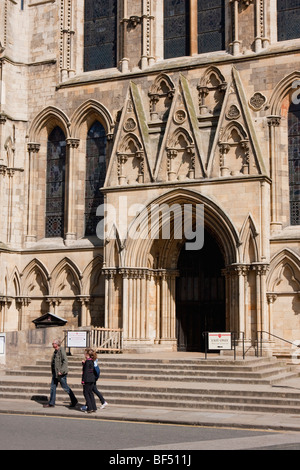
[0,0,300,354]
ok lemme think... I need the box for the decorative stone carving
[197,67,227,116]
[148,74,175,121]
[226,104,241,120]
[173,109,187,124]
[249,92,267,111]
[124,118,137,132]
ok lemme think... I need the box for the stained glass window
[197,0,225,53]
[288,102,300,225]
[164,0,190,59]
[84,0,117,72]
[277,0,300,41]
[85,121,107,236]
[45,127,66,238]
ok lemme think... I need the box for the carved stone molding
[267,115,281,127]
[249,92,267,111]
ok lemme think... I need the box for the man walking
[43,339,78,408]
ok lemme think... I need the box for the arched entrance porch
[105,189,240,352]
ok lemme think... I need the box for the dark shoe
[43,404,55,408]
[69,401,78,408]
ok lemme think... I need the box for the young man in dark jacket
[44,339,78,408]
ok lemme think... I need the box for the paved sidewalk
[1,397,300,433]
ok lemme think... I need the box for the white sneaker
[100,402,108,409]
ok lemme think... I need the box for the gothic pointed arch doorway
[176,229,226,352]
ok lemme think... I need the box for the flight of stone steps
[1,355,300,414]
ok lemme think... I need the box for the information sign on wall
[0,334,5,355]
[67,331,89,348]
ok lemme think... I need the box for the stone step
[17,364,293,378]
[34,358,288,373]
[7,355,300,384]
[1,386,300,415]
[2,355,300,414]
[2,382,300,403]
[6,369,298,384]
[3,378,300,399]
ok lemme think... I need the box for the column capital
[66,138,80,148]
[267,115,281,127]
[27,142,40,153]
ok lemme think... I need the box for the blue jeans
[49,374,77,406]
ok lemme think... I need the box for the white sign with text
[208,332,232,350]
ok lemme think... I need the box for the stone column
[267,115,282,232]
[65,138,80,243]
[267,293,277,337]
[46,298,62,316]
[167,149,177,181]
[154,273,161,344]
[16,297,31,331]
[230,0,241,55]
[253,263,271,353]
[25,143,40,244]
[120,269,128,340]
[190,0,198,55]
[104,269,116,329]
[117,154,128,185]
[77,296,91,326]
[141,0,155,68]
[120,1,130,72]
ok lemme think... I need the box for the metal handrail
[256,330,300,357]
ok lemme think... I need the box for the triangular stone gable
[207,67,267,178]
[154,74,206,182]
[105,81,153,187]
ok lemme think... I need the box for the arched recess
[239,213,259,264]
[82,255,105,327]
[70,100,114,140]
[68,100,114,238]
[267,249,300,348]
[26,107,71,242]
[7,267,21,297]
[50,258,82,327]
[218,121,251,177]
[117,132,145,185]
[267,249,300,292]
[148,73,175,122]
[269,71,300,117]
[50,258,82,297]
[21,259,50,329]
[197,66,227,116]
[2,268,21,332]
[28,106,71,143]
[268,71,300,228]
[111,188,240,351]
[21,259,50,297]
[122,188,240,270]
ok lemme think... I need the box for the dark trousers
[83,382,97,411]
[92,383,105,405]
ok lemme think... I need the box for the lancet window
[45,127,66,238]
[164,0,225,59]
[277,0,300,41]
[164,0,190,59]
[84,0,118,71]
[288,101,300,225]
[197,0,225,54]
[85,121,107,236]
